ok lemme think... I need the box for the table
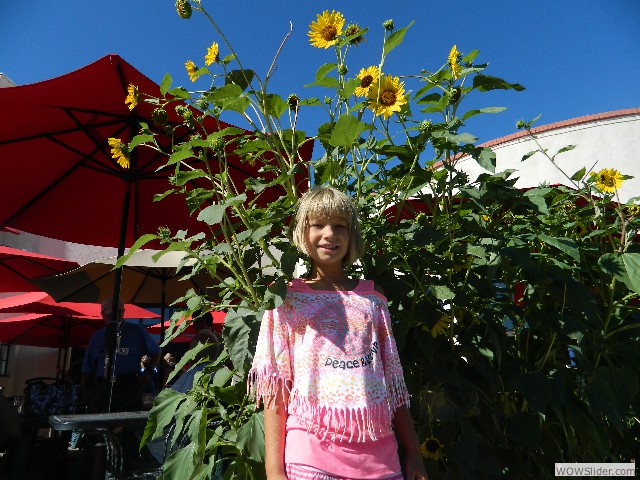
[49,411,150,480]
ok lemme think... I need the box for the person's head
[193,311,213,331]
[291,186,364,267]
[101,297,125,324]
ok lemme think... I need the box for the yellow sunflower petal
[205,42,219,66]
[185,60,198,82]
[592,168,624,193]
[367,74,407,119]
[124,84,139,111]
[308,10,345,49]
[355,66,380,97]
[448,45,462,80]
[107,138,130,169]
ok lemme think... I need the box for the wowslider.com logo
[555,463,635,477]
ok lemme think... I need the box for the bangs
[291,186,364,266]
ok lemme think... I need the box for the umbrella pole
[105,183,131,413]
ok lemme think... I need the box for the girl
[249,186,428,480]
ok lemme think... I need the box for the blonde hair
[291,186,364,266]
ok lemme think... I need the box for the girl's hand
[404,450,429,480]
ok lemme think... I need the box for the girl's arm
[393,406,429,480]
[264,381,289,480]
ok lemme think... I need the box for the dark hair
[194,311,213,327]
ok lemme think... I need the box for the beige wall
[455,112,640,203]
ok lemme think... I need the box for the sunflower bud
[195,98,209,111]
[418,120,432,134]
[324,97,332,105]
[175,0,192,19]
[151,108,168,126]
[345,24,366,46]
[382,19,394,31]
[338,64,348,76]
[208,137,225,153]
[448,87,462,104]
[287,93,300,110]
[157,226,171,240]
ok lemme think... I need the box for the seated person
[80,298,161,413]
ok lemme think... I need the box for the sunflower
[367,74,407,119]
[344,23,366,46]
[205,42,219,66]
[355,66,380,97]
[590,168,624,193]
[626,204,640,216]
[308,10,345,49]
[185,60,198,82]
[420,436,444,461]
[124,84,139,111]
[107,138,130,169]
[448,44,462,80]
[431,314,451,338]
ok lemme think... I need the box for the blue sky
[2,0,639,144]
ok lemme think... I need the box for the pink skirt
[285,463,404,480]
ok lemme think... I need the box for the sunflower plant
[113,2,639,479]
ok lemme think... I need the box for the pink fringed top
[248,278,410,443]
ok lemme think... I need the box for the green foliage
[123,3,640,479]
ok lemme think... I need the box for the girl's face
[304,214,350,268]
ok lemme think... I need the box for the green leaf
[461,106,507,121]
[160,73,172,96]
[338,78,360,100]
[538,234,580,261]
[316,62,337,80]
[328,114,367,147]
[174,170,207,186]
[224,310,254,372]
[128,134,154,149]
[168,149,196,165]
[280,250,298,277]
[598,253,640,294]
[431,285,455,300]
[304,76,339,89]
[473,74,525,92]
[209,84,250,113]
[236,412,265,462]
[225,69,255,91]
[383,21,414,56]
[251,224,272,242]
[474,147,496,172]
[571,166,586,181]
[168,87,191,100]
[197,204,225,225]
[261,94,288,119]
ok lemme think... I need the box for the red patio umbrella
[0,54,311,408]
[0,246,79,293]
[149,311,226,336]
[0,299,159,375]
[0,312,103,349]
[0,291,160,319]
[0,53,311,249]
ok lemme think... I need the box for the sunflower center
[425,439,440,453]
[380,89,397,106]
[321,25,338,41]
[360,75,374,88]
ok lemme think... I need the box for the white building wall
[455,110,640,203]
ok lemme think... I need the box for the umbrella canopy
[149,311,226,336]
[0,291,160,319]
[0,53,311,248]
[0,246,79,293]
[34,249,213,305]
[0,312,103,348]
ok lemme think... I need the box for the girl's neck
[305,266,356,291]
[309,265,348,283]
